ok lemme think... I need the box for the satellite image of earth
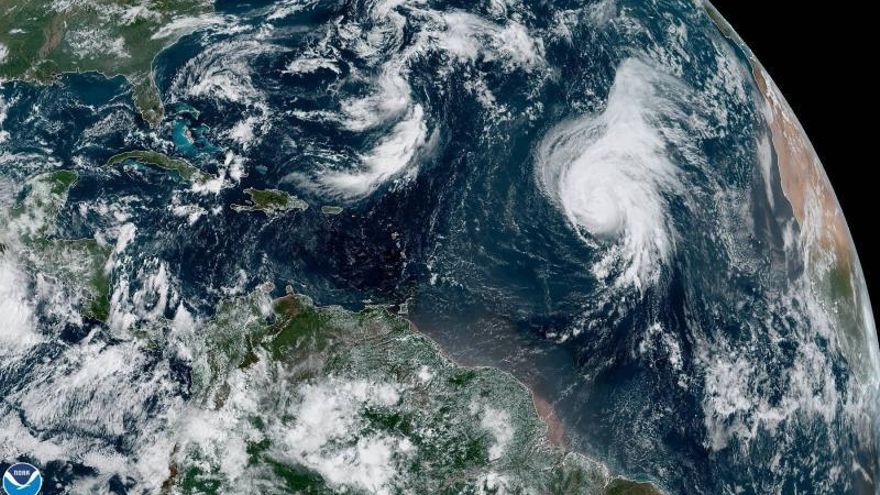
[1,0,878,494]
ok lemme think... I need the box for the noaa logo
[2,463,42,495]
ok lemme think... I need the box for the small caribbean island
[321,205,344,215]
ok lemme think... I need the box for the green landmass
[0,172,661,493]
[161,284,662,494]
[231,187,308,215]
[0,0,215,126]
[320,205,344,215]
[9,169,81,238]
[702,1,879,381]
[2,170,111,322]
[604,479,662,495]
[106,149,214,183]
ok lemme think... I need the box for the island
[0,0,216,126]
[106,149,214,184]
[231,187,308,215]
[321,205,344,215]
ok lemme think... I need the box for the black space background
[709,2,879,333]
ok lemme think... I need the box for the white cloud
[279,379,412,494]
[535,58,688,290]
